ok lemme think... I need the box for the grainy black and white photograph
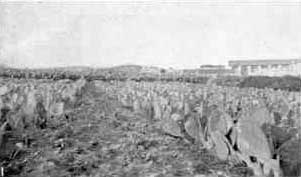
[0,0,301,177]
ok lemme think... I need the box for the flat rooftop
[229,59,301,66]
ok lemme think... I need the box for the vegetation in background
[238,76,301,92]
[0,66,300,91]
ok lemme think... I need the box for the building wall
[231,62,301,76]
[296,63,301,76]
[248,64,291,76]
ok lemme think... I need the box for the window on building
[281,64,289,70]
[271,64,278,69]
[232,65,238,70]
[251,65,258,72]
[261,65,268,69]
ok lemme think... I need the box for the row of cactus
[95,80,301,177]
[0,78,91,146]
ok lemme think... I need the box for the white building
[229,59,301,76]
[200,65,226,70]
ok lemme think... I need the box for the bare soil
[0,89,253,177]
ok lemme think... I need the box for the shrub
[238,76,301,92]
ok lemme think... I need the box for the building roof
[183,68,234,75]
[200,65,225,69]
[229,59,301,66]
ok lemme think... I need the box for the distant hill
[0,64,8,69]
[107,65,143,72]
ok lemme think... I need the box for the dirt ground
[0,87,254,177]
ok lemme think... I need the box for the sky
[0,1,301,69]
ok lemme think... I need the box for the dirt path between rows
[1,90,251,177]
